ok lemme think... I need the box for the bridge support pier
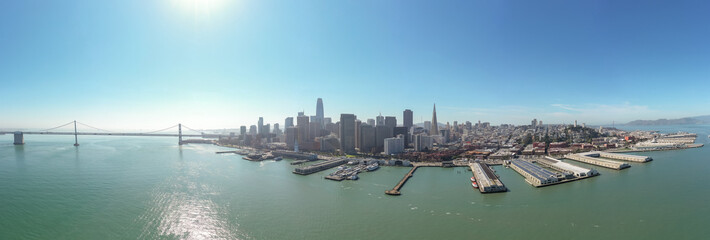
[73,120,80,147]
[178,124,184,145]
[13,132,24,145]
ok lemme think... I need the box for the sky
[1,0,709,130]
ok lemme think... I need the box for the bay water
[1,125,708,239]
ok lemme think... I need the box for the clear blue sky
[1,0,709,130]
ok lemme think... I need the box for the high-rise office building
[316,98,324,127]
[403,109,413,128]
[359,124,376,153]
[263,124,271,141]
[367,119,375,126]
[424,121,431,132]
[375,125,393,152]
[393,126,409,146]
[430,104,439,135]
[355,120,361,149]
[297,115,310,147]
[339,114,357,154]
[532,119,538,127]
[309,121,320,139]
[285,117,294,128]
[240,126,247,136]
[285,127,297,149]
[258,117,264,135]
[249,125,257,135]
[376,114,385,126]
[385,116,396,129]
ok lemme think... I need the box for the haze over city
[2,0,709,130]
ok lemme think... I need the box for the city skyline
[2,1,710,129]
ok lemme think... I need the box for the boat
[348,174,359,180]
[366,163,380,172]
[470,177,476,182]
[472,182,478,188]
[274,156,283,161]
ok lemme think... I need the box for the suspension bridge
[0,121,222,146]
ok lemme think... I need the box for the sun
[171,0,228,17]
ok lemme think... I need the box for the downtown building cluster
[226,98,447,155]
[221,98,673,161]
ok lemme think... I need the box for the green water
[1,125,709,239]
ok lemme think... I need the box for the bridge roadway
[0,131,204,137]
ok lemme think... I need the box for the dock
[470,162,507,193]
[538,157,598,178]
[293,158,348,175]
[591,151,652,163]
[509,160,559,187]
[509,157,599,187]
[564,153,630,170]
[385,166,419,195]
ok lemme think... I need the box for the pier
[564,153,630,170]
[509,157,599,187]
[592,151,652,162]
[509,160,559,187]
[293,158,348,175]
[470,162,507,193]
[385,166,419,195]
[538,157,598,178]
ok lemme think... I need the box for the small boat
[472,182,478,188]
[348,174,359,180]
[274,156,283,161]
[470,177,476,182]
[366,163,380,172]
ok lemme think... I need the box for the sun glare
[171,0,228,18]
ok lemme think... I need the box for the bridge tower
[13,131,24,145]
[73,120,80,146]
[178,124,184,145]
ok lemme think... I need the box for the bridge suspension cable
[39,121,75,132]
[76,122,114,133]
[139,124,180,134]
[180,125,203,134]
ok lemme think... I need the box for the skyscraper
[297,115,310,147]
[316,98,324,127]
[403,109,413,128]
[258,117,264,135]
[285,117,294,128]
[375,125,393,152]
[430,104,439,135]
[339,114,356,154]
[376,114,385,126]
[385,116,396,129]
[359,124,376,153]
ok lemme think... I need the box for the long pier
[592,151,652,163]
[509,160,559,187]
[470,162,507,193]
[564,153,630,170]
[293,158,348,175]
[385,166,419,195]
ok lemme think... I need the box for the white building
[414,134,433,152]
[384,137,404,155]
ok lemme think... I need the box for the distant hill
[626,115,710,125]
